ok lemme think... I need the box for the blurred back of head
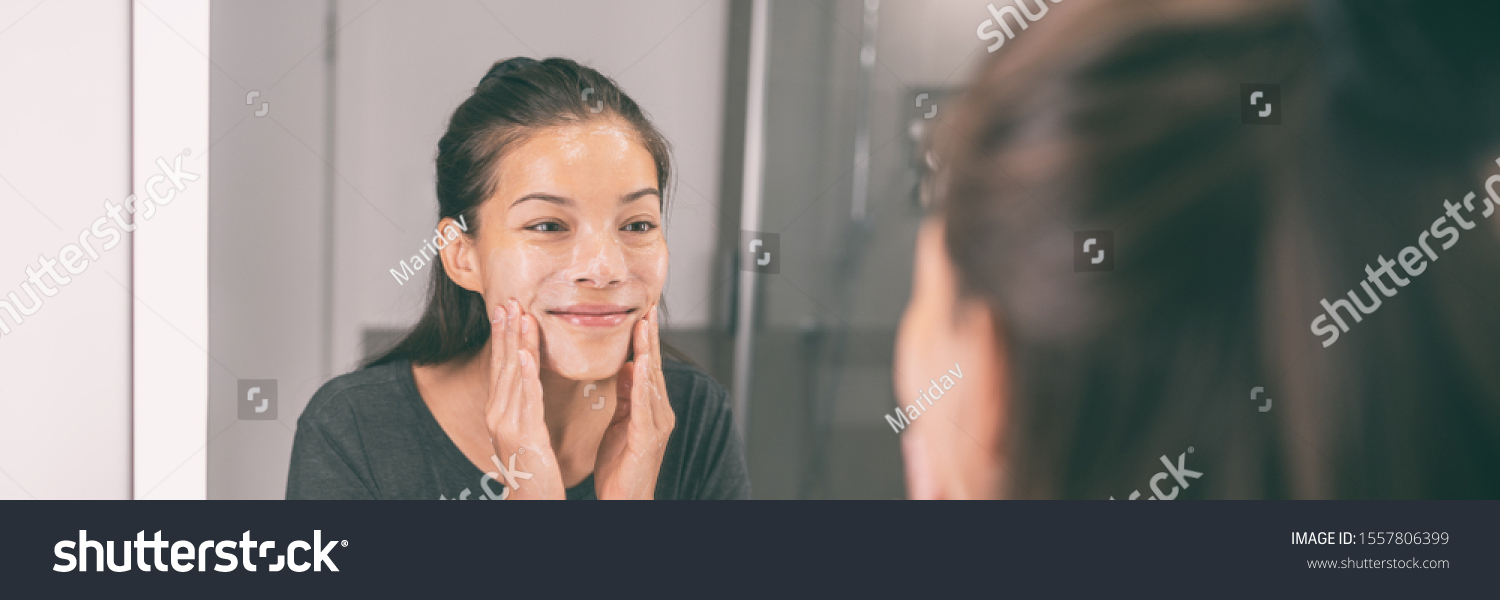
[933,0,1500,498]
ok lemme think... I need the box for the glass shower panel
[742,0,981,499]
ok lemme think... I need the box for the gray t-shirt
[286,357,751,500]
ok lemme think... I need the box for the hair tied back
[479,57,540,87]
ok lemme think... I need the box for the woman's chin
[536,325,636,381]
[550,364,621,382]
[540,348,629,382]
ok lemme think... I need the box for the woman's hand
[595,305,676,500]
[486,299,567,500]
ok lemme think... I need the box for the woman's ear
[437,216,484,293]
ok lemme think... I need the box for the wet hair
[368,57,673,368]
[933,0,1500,498]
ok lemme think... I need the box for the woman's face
[451,119,667,381]
[893,217,1008,499]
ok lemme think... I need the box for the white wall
[0,0,133,500]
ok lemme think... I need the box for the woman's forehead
[499,122,654,184]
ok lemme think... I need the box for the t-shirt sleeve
[285,391,378,500]
[694,394,752,500]
[668,366,752,500]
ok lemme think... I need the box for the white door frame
[130,0,210,500]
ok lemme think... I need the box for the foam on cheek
[520,236,571,260]
[490,225,670,381]
[536,302,631,381]
[488,241,604,380]
[484,244,563,351]
[566,233,667,301]
[540,236,661,380]
[624,237,669,284]
[533,239,629,377]
[484,245,536,313]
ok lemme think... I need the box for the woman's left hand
[595,304,675,500]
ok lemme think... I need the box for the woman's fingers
[475,300,563,500]
[510,303,549,438]
[644,304,674,432]
[591,309,672,500]
[649,304,662,370]
[521,309,539,364]
[506,300,536,428]
[652,366,672,433]
[630,318,655,430]
[487,302,513,416]
[612,358,634,426]
[649,306,665,409]
[516,311,540,415]
[488,299,528,428]
[517,347,543,423]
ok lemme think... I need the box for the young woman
[894,0,1500,499]
[287,58,750,500]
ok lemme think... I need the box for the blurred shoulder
[661,358,731,413]
[298,359,414,428]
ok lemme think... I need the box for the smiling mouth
[546,304,637,328]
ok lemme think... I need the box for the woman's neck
[458,342,615,482]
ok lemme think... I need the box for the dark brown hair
[368,57,672,368]
[933,0,1500,498]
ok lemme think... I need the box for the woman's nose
[570,228,628,288]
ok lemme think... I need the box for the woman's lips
[546,304,635,328]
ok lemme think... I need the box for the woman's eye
[525,221,565,233]
[623,220,657,233]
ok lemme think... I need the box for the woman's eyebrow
[511,188,659,207]
[622,188,660,203]
[511,193,571,207]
